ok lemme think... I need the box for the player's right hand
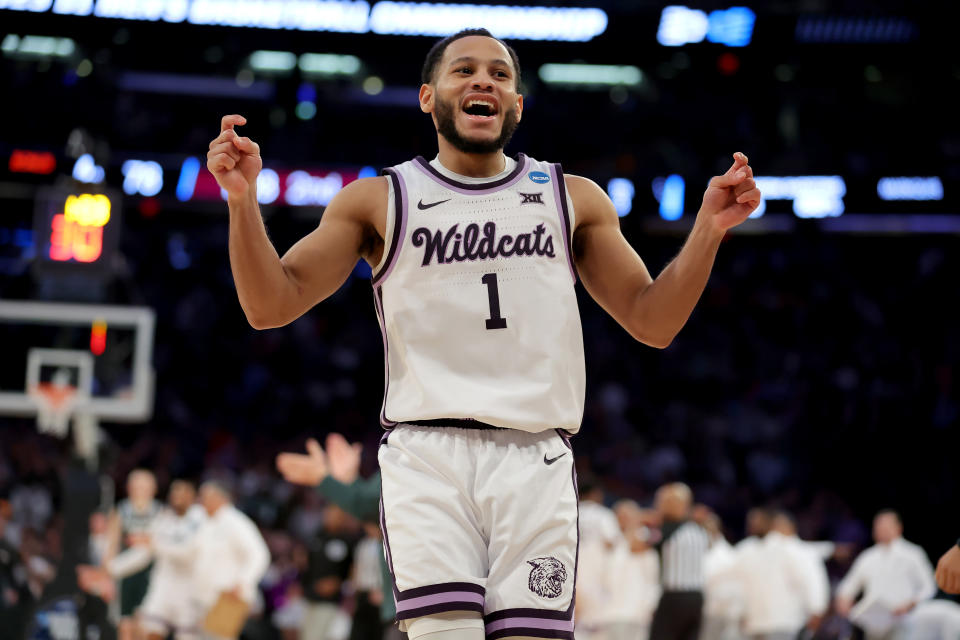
[207,114,262,198]
[276,438,329,486]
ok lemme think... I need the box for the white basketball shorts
[378,424,579,639]
[139,574,201,637]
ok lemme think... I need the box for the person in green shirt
[278,434,404,639]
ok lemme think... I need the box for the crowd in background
[3,433,960,640]
[2,231,960,639]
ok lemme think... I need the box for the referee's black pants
[649,590,704,640]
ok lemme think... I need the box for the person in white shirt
[700,512,745,640]
[574,476,623,640]
[715,508,822,640]
[602,499,660,640]
[908,598,960,639]
[193,480,271,632]
[769,511,830,636]
[107,480,207,640]
[835,510,937,640]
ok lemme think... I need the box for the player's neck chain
[411,221,556,266]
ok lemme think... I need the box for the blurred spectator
[0,505,31,640]
[301,504,357,640]
[648,483,709,640]
[835,510,936,640]
[105,469,163,640]
[194,480,270,635]
[714,508,822,640]
[351,523,386,640]
[574,474,622,640]
[908,599,960,639]
[103,480,206,640]
[769,511,830,636]
[701,511,745,640]
[277,433,402,638]
[263,531,305,640]
[88,511,111,567]
[603,499,660,640]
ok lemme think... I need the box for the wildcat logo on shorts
[526,557,567,598]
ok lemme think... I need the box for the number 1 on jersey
[482,273,507,330]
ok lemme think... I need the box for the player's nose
[471,75,495,91]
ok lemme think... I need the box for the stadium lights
[249,51,297,73]
[72,154,105,184]
[10,0,608,41]
[368,2,608,41]
[653,175,685,221]
[121,160,164,197]
[795,17,917,44]
[299,53,362,76]
[538,64,643,87]
[877,177,943,201]
[751,176,847,219]
[607,178,635,217]
[1,34,76,58]
[657,6,756,47]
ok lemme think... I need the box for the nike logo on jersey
[411,221,556,266]
[544,452,567,465]
[417,198,451,210]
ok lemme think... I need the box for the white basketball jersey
[371,153,585,433]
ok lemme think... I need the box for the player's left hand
[698,152,761,233]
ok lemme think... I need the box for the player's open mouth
[461,96,498,121]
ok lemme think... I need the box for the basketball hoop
[29,380,81,438]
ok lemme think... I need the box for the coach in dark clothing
[301,503,357,640]
[648,483,709,640]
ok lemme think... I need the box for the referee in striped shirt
[648,483,710,640]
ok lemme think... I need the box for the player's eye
[456,67,473,74]
[495,70,509,78]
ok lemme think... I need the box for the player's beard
[434,95,519,154]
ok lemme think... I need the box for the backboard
[0,300,156,427]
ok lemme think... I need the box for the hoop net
[28,381,80,438]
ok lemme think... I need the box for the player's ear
[419,84,434,114]
[515,94,523,123]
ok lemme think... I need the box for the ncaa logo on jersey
[528,171,551,184]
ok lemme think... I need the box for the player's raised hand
[325,433,362,484]
[699,152,761,232]
[276,438,329,486]
[936,544,960,594]
[206,114,262,198]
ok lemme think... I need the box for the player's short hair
[421,28,522,90]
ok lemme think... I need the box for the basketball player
[211,28,761,640]
[106,480,206,640]
[104,469,163,640]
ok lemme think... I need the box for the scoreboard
[32,187,121,278]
